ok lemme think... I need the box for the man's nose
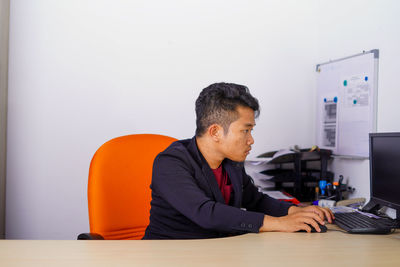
[248,134,254,145]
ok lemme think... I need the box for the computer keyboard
[333,212,396,234]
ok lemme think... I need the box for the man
[143,83,334,239]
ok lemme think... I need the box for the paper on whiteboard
[341,74,371,122]
[318,94,338,148]
[338,74,371,156]
[344,74,370,108]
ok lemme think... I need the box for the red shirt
[212,165,232,205]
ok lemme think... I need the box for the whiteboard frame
[315,49,379,158]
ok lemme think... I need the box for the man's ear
[208,124,223,141]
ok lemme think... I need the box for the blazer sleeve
[151,153,265,234]
[241,169,294,217]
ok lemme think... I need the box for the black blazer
[143,137,293,239]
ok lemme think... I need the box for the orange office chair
[78,134,177,240]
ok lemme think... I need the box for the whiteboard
[316,50,379,158]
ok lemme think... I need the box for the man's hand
[288,205,335,223]
[259,205,334,233]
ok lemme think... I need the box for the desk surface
[1,227,400,267]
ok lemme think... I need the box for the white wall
[0,0,10,239]
[8,0,399,240]
[316,0,400,199]
[6,0,318,239]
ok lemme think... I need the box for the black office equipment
[362,133,400,218]
[297,223,328,233]
[333,132,400,234]
[259,148,333,201]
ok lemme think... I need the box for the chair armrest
[77,233,105,240]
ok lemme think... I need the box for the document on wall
[337,74,372,157]
[318,94,338,149]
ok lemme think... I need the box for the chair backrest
[87,134,177,240]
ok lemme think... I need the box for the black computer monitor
[362,133,400,220]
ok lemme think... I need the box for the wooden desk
[1,228,399,266]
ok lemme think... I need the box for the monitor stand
[361,200,382,214]
[362,200,400,222]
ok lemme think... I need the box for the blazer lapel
[201,165,225,204]
[187,137,225,203]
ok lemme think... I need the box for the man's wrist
[259,215,280,232]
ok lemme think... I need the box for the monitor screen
[370,133,400,207]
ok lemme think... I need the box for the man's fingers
[313,208,325,221]
[292,213,324,232]
[321,208,334,223]
[307,206,335,223]
[303,217,322,232]
[300,224,312,233]
[300,211,325,225]
[317,207,334,223]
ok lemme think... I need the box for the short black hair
[195,82,260,137]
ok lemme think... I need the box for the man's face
[219,106,255,162]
